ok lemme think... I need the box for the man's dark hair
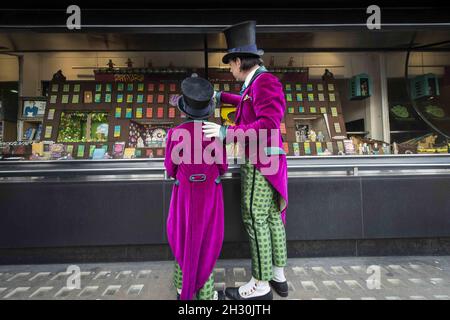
[231,55,264,71]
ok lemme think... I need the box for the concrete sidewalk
[1,256,450,300]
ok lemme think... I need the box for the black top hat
[177,77,215,120]
[222,20,264,64]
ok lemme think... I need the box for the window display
[6,59,447,161]
[25,70,322,159]
[31,69,191,159]
[279,71,348,156]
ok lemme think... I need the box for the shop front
[1,6,450,263]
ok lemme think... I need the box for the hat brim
[222,50,264,64]
[177,97,215,120]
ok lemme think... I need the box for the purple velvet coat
[221,72,288,223]
[164,121,228,300]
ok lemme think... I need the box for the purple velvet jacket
[221,72,288,223]
[164,121,228,300]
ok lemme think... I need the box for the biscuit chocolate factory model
[36,64,353,159]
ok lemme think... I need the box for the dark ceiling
[0,4,449,53]
[0,30,449,53]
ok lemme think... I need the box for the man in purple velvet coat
[203,21,289,300]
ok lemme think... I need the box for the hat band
[227,44,258,53]
[183,101,211,117]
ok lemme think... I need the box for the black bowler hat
[178,77,215,120]
[222,20,264,64]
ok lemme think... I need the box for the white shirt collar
[244,66,259,88]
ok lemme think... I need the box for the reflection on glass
[387,52,449,155]
[399,52,450,154]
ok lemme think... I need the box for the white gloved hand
[169,94,182,107]
[202,121,222,139]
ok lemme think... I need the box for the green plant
[57,112,108,142]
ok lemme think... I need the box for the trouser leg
[174,262,215,300]
[268,192,287,268]
[173,262,183,291]
[241,161,277,281]
[196,272,215,300]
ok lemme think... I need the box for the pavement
[1,256,450,300]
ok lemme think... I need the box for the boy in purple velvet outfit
[165,76,227,300]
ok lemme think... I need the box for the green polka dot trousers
[241,160,287,281]
[173,262,215,300]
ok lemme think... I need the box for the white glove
[202,121,222,139]
[169,94,181,107]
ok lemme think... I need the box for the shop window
[387,78,431,143]
[57,111,108,143]
[387,52,450,154]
